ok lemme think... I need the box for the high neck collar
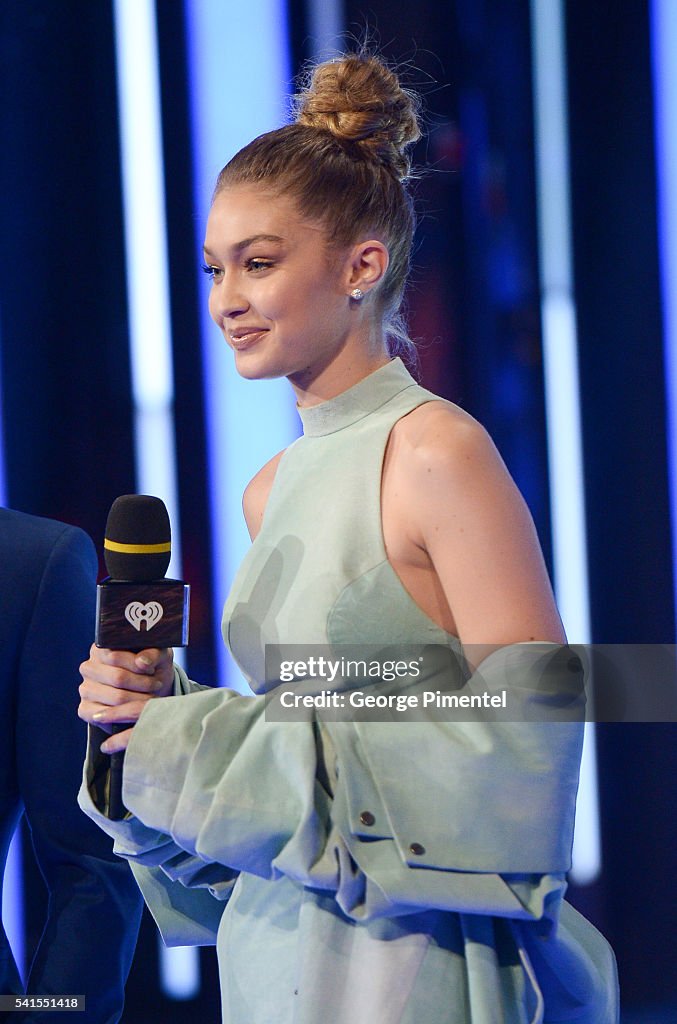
[297,358,417,437]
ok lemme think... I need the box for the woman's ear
[344,239,390,296]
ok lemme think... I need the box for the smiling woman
[78,48,618,1024]
[202,187,390,393]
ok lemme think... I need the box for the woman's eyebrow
[203,234,286,258]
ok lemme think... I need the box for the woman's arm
[390,401,565,665]
[78,651,239,946]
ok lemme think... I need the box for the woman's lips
[228,328,268,350]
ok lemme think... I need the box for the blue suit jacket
[0,508,143,1023]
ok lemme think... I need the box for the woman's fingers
[78,644,175,737]
[80,647,156,694]
[78,693,154,725]
[100,727,135,755]
[79,675,163,708]
[79,644,174,695]
[138,647,175,696]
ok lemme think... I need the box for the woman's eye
[201,262,221,279]
[246,258,273,272]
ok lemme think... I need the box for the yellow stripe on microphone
[104,539,171,554]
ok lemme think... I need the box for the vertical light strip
[651,0,677,639]
[0,316,25,984]
[113,0,197,1000]
[184,0,297,693]
[530,0,601,884]
[112,0,181,575]
[307,0,345,57]
[1,829,25,988]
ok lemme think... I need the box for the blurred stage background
[1,1,676,1021]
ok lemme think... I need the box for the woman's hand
[78,644,175,754]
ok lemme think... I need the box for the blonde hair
[215,51,422,362]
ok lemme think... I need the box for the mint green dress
[80,358,618,1023]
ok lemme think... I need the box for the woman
[79,52,618,1023]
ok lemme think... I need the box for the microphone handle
[108,732,127,821]
[107,644,145,822]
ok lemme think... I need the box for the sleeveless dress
[79,358,619,1023]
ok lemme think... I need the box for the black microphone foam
[104,494,171,582]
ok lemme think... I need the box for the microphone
[95,494,190,819]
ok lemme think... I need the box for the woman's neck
[289,327,391,408]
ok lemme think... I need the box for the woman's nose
[211,274,249,322]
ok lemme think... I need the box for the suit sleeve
[17,525,143,1024]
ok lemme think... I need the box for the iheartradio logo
[124,600,164,632]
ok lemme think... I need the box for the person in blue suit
[0,507,143,1022]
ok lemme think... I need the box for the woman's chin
[233,350,286,381]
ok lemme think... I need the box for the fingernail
[92,711,107,721]
[136,655,153,669]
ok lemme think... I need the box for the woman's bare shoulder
[242,448,287,540]
[391,398,565,647]
[391,397,494,466]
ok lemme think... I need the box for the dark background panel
[0,0,135,550]
[567,0,673,647]
[566,0,677,1005]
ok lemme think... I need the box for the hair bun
[295,53,421,181]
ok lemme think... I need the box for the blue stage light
[1,828,25,987]
[1,314,26,984]
[530,0,601,884]
[184,0,298,693]
[113,0,195,999]
[113,0,182,581]
[651,0,677,641]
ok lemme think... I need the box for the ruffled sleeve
[79,643,586,945]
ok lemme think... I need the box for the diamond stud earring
[350,288,365,300]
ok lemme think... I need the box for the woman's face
[203,185,357,385]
